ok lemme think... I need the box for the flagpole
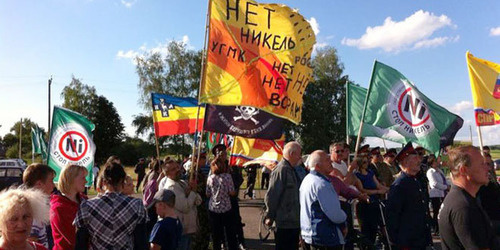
[355,60,378,157]
[476,125,484,156]
[345,81,351,166]
[191,0,212,182]
[382,139,387,152]
[469,125,473,144]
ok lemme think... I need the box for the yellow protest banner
[200,0,316,124]
[466,51,500,126]
[229,134,285,166]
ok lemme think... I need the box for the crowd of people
[0,142,499,250]
[264,142,500,250]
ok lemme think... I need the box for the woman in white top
[426,155,449,235]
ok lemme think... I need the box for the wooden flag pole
[382,139,387,152]
[476,125,484,156]
[190,0,212,182]
[469,125,473,144]
[355,60,378,157]
[19,118,22,159]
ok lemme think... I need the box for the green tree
[133,41,202,156]
[290,47,349,153]
[3,119,45,159]
[61,76,124,162]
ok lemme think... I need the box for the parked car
[0,167,23,191]
[0,158,27,170]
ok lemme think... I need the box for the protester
[261,163,271,189]
[426,154,449,235]
[483,145,491,155]
[383,148,399,176]
[386,143,432,249]
[265,141,302,250]
[74,162,148,249]
[190,152,212,250]
[134,158,147,192]
[0,188,50,250]
[478,153,500,236]
[354,155,389,245]
[123,175,135,196]
[373,149,395,187]
[158,159,202,250]
[439,146,499,249]
[300,150,347,250]
[243,163,258,199]
[148,189,183,250]
[330,142,356,185]
[143,159,162,236]
[22,163,56,249]
[50,164,88,250]
[206,155,238,250]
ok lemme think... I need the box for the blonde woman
[50,165,88,250]
[0,188,50,250]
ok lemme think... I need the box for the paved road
[237,189,442,250]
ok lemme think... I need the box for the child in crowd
[22,163,56,249]
[149,189,183,250]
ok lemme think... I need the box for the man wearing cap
[265,141,302,250]
[439,146,499,249]
[367,147,382,181]
[383,149,400,177]
[386,143,432,249]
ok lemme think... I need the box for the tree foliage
[133,41,202,156]
[3,118,44,159]
[289,47,349,153]
[61,76,124,162]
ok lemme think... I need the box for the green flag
[47,106,96,185]
[31,125,48,162]
[361,61,463,154]
[346,82,406,144]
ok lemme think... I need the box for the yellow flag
[466,52,500,126]
[201,0,316,124]
[229,134,285,166]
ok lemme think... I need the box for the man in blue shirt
[300,150,347,250]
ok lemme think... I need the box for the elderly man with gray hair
[265,141,302,250]
[300,150,347,250]
[438,146,499,250]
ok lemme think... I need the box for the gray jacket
[265,159,300,229]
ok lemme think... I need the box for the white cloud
[448,100,474,115]
[121,0,137,8]
[308,17,320,36]
[116,35,193,64]
[342,10,456,52]
[490,27,500,36]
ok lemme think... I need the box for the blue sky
[1,0,499,147]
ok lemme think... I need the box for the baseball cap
[147,189,176,209]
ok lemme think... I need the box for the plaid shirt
[74,192,148,249]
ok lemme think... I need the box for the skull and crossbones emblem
[234,106,260,125]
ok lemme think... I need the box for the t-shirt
[332,161,348,177]
[149,217,183,250]
[30,219,48,248]
[439,185,500,250]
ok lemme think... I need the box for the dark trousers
[340,201,354,250]
[261,173,270,189]
[146,206,158,237]
[430,197,443,233]
[304,243,343,250]
[209,210,238,250]
[230,197,245,245]
[245,175,256,197]
[356,202,381,244]
[136,173,145,192]
[275,227,300,250]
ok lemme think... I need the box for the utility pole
[18,118,22,159]
[48,76,52,133]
